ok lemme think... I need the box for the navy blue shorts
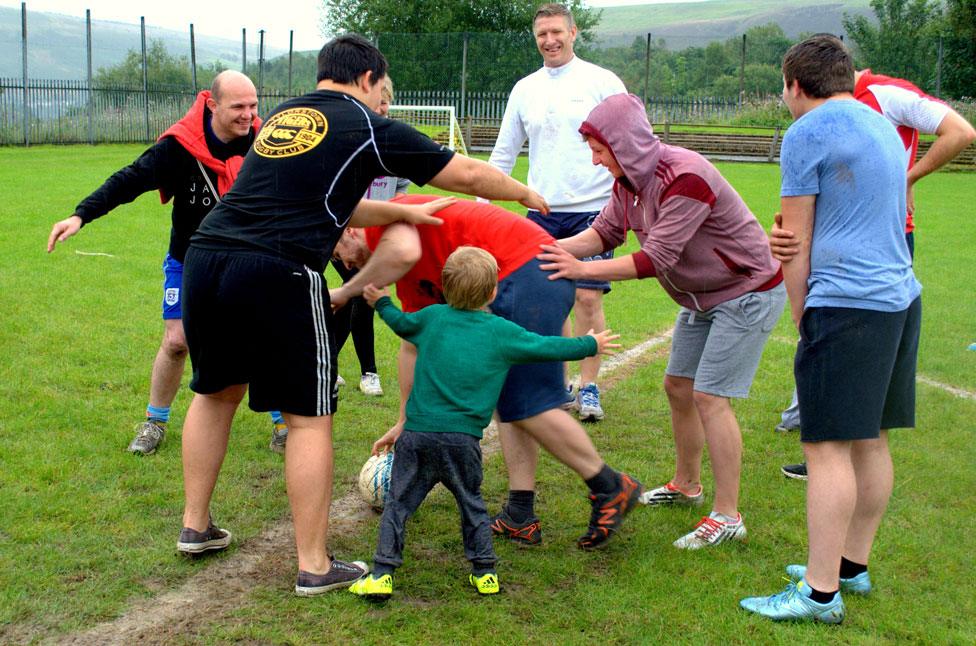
[489,258,575,422]
[182,247,339,417]
[527,210,612,293]
[796,297,921,442]
[162,254,183,320]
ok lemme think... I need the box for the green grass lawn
[0,145,974,643]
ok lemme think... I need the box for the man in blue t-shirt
[740,35,922,624]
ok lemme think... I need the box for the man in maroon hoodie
[46,70,266,456]
[539,92,786,550]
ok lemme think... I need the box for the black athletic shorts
[182,246,339,417]
[795,296,921,442]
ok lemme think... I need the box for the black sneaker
[294,559,369,596]
[781,462,808,480]
[490,509,542,546]
[577,472,643,550]
[176,522,232,555]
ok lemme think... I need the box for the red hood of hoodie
[156,90,261,203]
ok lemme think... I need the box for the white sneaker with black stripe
[673,511,747,550]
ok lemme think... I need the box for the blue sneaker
[785,564,872,596]
[740,578,845,624]
[577,382,604,422]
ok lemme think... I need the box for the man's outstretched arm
[329,223,421,309]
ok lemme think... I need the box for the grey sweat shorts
[665,283,786,398]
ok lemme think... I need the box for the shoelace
[693,516,725,541]
[769,579,799,605]
[139,424,163,441]
[579,388,600,406]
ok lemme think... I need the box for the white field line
[73,251,116,257]
[916,376,976,401]
[58,329,676,645]
[770,335,976,402]
[598,329,674,376]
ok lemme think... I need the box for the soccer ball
[358,451,394,511]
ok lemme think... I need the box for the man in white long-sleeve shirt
[486,2,626,544]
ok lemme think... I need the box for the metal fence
[2,4,973,148]
[0,77,755,146]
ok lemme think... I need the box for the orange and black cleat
[577,472,643,550]
[490,509,542,546]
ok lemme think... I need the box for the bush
[728,96,792,127]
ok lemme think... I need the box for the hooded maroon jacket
[580,93,781,312]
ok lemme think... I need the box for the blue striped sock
[146,405,170,424]
[270,410,285,425]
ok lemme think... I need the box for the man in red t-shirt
[331,195,643,550]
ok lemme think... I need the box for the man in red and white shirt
[854,69,976,244]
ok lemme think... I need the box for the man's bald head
[206,71,259,143]
[210,70,254,101]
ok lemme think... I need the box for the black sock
[839,556,868,579]
[808,585,838,604]
[584,464,619,495]
[505,490,535,523]
[372,563,395,577]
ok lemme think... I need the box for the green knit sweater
[375,296,597,437]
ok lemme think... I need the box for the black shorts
[182,247,339,417]
[795,297,921,442]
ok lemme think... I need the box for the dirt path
[51,330,675,645]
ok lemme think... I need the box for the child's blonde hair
[441,246,498,310]
[382,75,394,103]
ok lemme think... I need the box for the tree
[321,0,600,40]
[319,1,601,93]
[843,0,944,92]
[95,40,192,88]
[941,0,976,97]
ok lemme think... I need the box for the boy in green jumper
[350,246,620,598]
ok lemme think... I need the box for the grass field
[1,145,974,644]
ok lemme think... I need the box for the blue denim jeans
[374,430,496,575]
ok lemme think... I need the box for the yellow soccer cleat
[348,573,393,600]
[469,572,499,595]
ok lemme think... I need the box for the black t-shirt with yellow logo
[191,89,454,272]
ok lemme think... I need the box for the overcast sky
[2,0,708,50]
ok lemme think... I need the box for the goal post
[388,105,468,156]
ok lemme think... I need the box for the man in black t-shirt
[177,34,549,596]
[46,71,265,457]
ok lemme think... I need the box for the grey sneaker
[269,423,288,454]
[359,372,383,396]
[577,382,605,422]
[177,521,232,555]
[774,423,800,433]
[295,559,369,596]
[781,462,808,480]
[129,420,165,455]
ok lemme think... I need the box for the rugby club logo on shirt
[254,107,328,158]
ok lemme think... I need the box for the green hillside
[592,0,873,48]
[0,6,289,80]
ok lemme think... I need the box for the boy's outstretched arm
[371,340,416,456]
[585,328,622,356]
